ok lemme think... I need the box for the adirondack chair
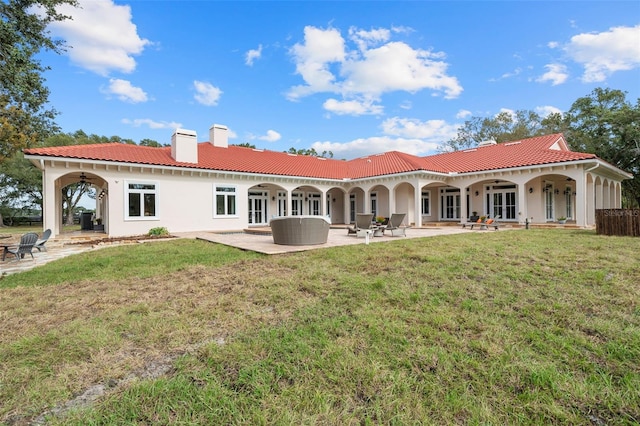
[2,232,38,261]
[34,229,52,252]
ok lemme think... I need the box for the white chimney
[171,128,198,163]
[210,124,228,148]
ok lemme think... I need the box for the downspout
[585,162,600,173]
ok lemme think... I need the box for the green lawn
[1,230,638,425]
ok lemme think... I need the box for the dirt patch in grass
[66,234,177,246]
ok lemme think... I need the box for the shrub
[148,227,169,237]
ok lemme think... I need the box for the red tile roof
[24,133,597,180]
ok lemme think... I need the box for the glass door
[248,191,268,225]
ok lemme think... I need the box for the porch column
[320,189,327,216]
[344,191,350,224]
[414,185,422,228]
[459,185,468,225]
[575,174,587,227]
[364,191,371,214]
[287,190,293,217]
[42,169,58,236]
[517,183,527,225]
[389,185,396,217]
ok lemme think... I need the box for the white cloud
[122,118,182,130]
[456,109,472,119]
[348,26,391,51]
[563,25,640,82]
[287,26,346,100]
[193,81,222,106]
[245,44,263,66]
[48,0,150,76]
[311,136,441,159]
[323,98,383,116]
[258,130,281,142]
[308,116,458,159]
[536,63,569,86]
[341,41,462,98]
[286,25,462,113]
[535,105,563,117]
[101,79,148,103]
[381,117,459,140]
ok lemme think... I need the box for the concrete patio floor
[0,225,504,276]
[195,225,476,254]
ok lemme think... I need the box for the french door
[486,184,517,220]
[440,188,461,220]
[248,191,268,225]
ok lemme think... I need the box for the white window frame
[421,190,431,216]
[214,184,238,218]
[370,191,378,217]
[125,181,158,221]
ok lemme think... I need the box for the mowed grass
[0,230,638,424]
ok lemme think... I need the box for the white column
[320,189,327,216]
[575,174,587,227]
[414,184,422,227]
[42,168,58,236]
[344,191,350,224]
[518,183,527,225]
[459,185,468,225]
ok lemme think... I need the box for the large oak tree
[0,0,78,225]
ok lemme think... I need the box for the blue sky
[40,0,640,159]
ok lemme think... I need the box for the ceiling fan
[74,173,95,184]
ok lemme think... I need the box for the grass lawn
[0,229,638,424]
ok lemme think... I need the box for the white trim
[124,180,159,221]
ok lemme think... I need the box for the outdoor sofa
[269,215,331,246]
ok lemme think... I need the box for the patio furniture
[269,216,331,246]
[463,215,501,230]
[347,213,375,238]
[385,213,408,237]
[2,232,38,261]
[34,229,52,252]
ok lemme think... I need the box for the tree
[0,0,78,158]
[286,147,334,158]
[232,142,256,149]
[444,110,563,151]
[0,0,78,226]
[139,138,164,147]
[565,88,640,207]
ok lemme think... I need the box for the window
[215,185,237,216]
[370,192,378,217]
[126,182,157,219]
[421,191,431,215]
[565,186,573,219]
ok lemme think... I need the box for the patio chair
[2,232,38,261]
[385,213,408,237]
[34,229,52,252]
[485,215,501,230]
[347,213,375,237]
